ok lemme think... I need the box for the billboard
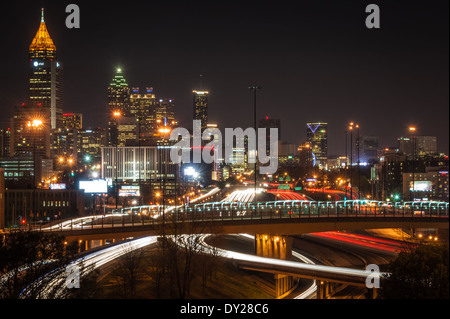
[410,181,433,192]
[50,183,66,190]
[119,185,141,197]
[79,180,108,194]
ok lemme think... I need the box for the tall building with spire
[107,69,133,146]
[108,68,130,116]
[29,8,64,130]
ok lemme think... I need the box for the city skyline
[0,0,448,156]
[0,1,448,303]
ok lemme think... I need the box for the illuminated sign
[79,180,108,194]
[119,185,140,197]
[410,181,432,192]
[50,183,66,190]
[184,167,198,177]
[33,61,45,67]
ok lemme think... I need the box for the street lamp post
[344,129,348,211]
[158,125,171,223]
[28,119,43,229]
[349,122,354,200]
[249,86,261,214]
[409,127,417,201]
[356,124,361,202]
[113,111,121,210]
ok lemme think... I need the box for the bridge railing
[51,200,448,232]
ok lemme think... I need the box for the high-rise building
[77,128,107,162]
[108,69,130,116]
[63,113,82,130]
[130,87,157,143]
[306,122,328,168]
[193,91,209,132]
[108,69,131,146]
[398,136,438,159]
[0,128,11,157]
[50,128,77,161]
[29,9,64,130]
[10,103,50,159]
[360,136,379,164]
[259,117,281,139]
[259,117,281,156]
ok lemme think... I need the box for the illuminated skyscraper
[108,69,131,146]
[108,69,130,116]
[193,91,209,132]
[29,9,64,130]
[306,122,328,168]
[63,113,82,130]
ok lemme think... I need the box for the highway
[23,188,442,299]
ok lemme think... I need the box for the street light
[356,124,361,202]
[249,86,261,213]
[113,111,121,210]
[409,126,417,200]
[28,118,44,229]
[158,124,172,221]
[348,122,354,200]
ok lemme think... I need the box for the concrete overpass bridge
[41,200,448,241]
[36,199,447,299]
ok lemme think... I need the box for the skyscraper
[306,122,328,168]
[63,113,83,130]
[108,68,130,116]
[398,136,438,159]
[29,9,64,130]
[108,69,131,146]
[193,91,209,132]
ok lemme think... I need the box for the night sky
[1,0,448,155]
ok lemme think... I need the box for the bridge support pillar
[255,234,295,298]
[255,234,293,260]
[316,281,335,299]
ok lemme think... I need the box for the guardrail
[37,200,448,233]
[114,200,449,220]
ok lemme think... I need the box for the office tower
[0,128,11,157]
[130,87,157,142]
[259,117,281,139]
[193,91,209,132]
[108,68,130,116]
[360,136,379,163]
[259,117,281,157]
[398,136,438,159]
[415,136,438,156]
[10,103,50,159]
[50,128,77,161]
[298,142,314,168]
[77,128,107,162]
[306,122,328,168]
[108,69,131,146]
[29,9,64,130]
[156,98,176,126]
[63,113,82,130]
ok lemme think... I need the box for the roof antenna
[199,74,204,90]
[41,8,45,23]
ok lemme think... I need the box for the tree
[110,243,146,298]
[380,243,449,299]
[0,231,78,299]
